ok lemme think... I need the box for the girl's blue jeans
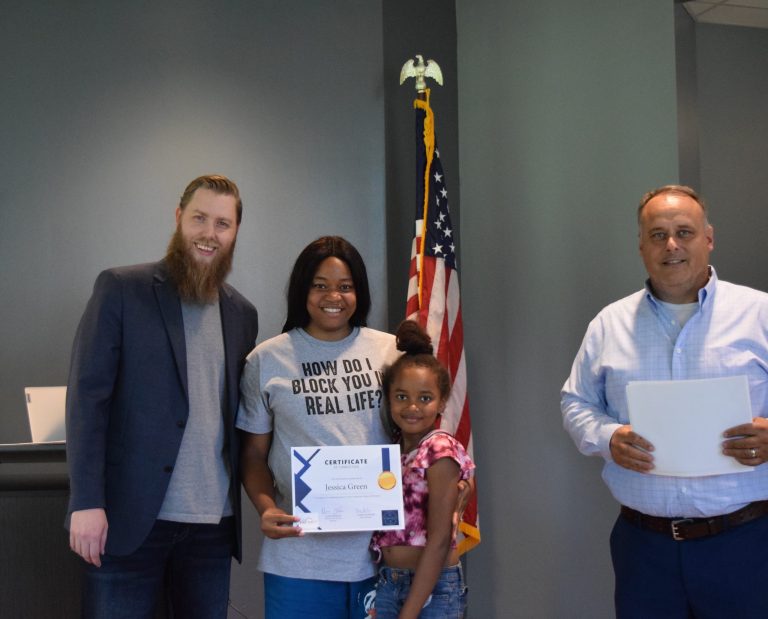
[373,563,467,618]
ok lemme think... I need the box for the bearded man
[65,175,259,618]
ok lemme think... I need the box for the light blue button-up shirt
[562,268,768,517]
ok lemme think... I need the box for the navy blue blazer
[65,260,258,559]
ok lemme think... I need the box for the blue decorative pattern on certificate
[291,444,405,533]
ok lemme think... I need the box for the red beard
[164,226,235,304]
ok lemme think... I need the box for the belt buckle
[671,518,693,541]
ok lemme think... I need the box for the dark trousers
[611,512,768,619]
[82,517,234,619]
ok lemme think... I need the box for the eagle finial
[399,54,443,92]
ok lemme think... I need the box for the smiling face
[175,187,238,265]
[388,365,445,450]
[304,256,357,341]
[165,186,239,303]
[638,192,714,304]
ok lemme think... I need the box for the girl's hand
[452,478,475,537]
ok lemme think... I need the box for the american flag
[405,89,480,554]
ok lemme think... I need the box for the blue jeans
[611,511,768,618]
[264,572,377,619]
[373,564,467,618]
[82,517,234,619]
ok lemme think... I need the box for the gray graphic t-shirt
[237,327,397,581]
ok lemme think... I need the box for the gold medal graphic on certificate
[378,447,397,490]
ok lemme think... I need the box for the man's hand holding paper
[609,426,655,473]
[723,416,768,466]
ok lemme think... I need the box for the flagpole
[400,55,443,310]
[399,56,481,554]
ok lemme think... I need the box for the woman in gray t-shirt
[237,236,396,619]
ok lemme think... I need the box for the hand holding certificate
[291,444,405,532]
[626,375,754,476]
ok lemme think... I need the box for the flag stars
[443,227,452,239]
[440,188,448,198]
[438,212,446,222]
[432,243,443,255]
[434,219,442,230]
[433,171,442,183]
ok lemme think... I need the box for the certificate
[291,444,405,533]
[627,375,754,476]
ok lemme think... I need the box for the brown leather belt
[620,501,768,541]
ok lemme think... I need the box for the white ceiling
[683,0,768,28]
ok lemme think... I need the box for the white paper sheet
[626,376,754,476]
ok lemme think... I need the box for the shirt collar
[644,265,717,309]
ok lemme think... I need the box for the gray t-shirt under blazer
[159,300,231,523]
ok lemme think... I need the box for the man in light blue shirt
[562,185,768,619]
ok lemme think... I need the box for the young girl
[371,320,475,619]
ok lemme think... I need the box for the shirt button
[177,420,186,428]
[164,465,173,473]
[675,348,682,354]
[681,486,688,494]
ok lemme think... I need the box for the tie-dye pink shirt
[371,430,475,560]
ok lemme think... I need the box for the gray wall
[695,23,768,293]
[675,4,702,190]
[456,1,768,617]
[455,1,679,617]
[0,2,387,437]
